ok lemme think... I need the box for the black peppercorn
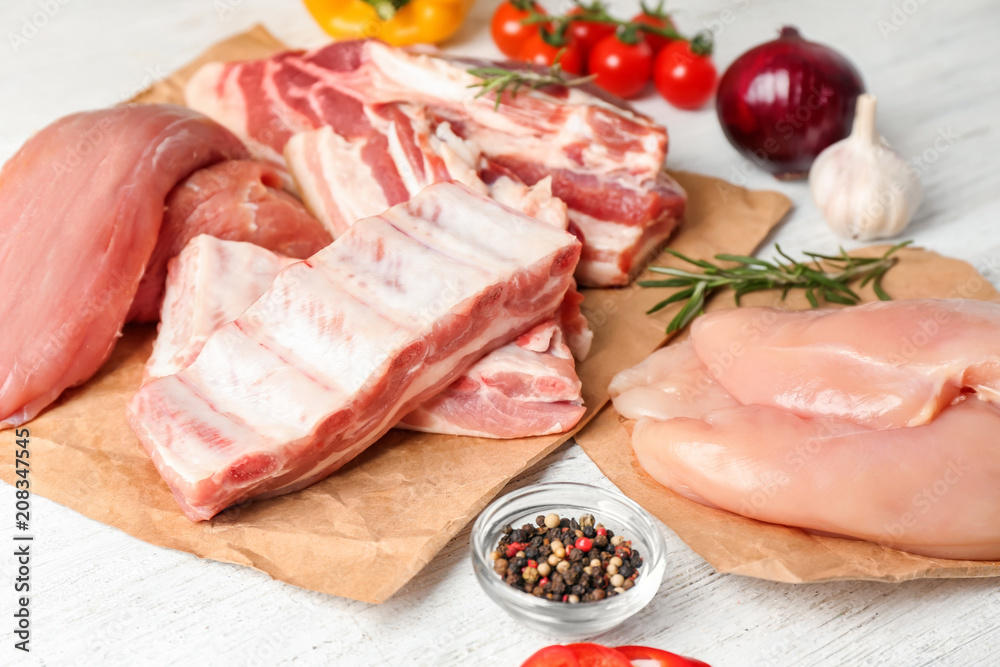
[619,564,633,578]
[524,547,539,560]
[630,551,643,568]
[501,524,513,535]
[582,525,596,538]
[593,534,609,549]
[559,518,571,528]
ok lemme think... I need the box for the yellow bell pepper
[303,0,473,46]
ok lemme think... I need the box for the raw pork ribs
[128,182,581,520]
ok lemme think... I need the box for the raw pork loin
[144,235,584,438]
[610,301,1000,560]
[0,105,248,428]
[129,160,331,322]
[184,40,687,286]
[128,182,582,520]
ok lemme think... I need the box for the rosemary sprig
[468,62,595,110]
[640,241,912,334]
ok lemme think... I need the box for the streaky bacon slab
[184,40,687,286]
[127,182,581,521]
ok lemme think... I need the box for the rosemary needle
[467,61,595,110]
[640,241,912,334]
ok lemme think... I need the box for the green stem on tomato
[689,30,714,57]
[640,0,668,18]
[522,8,685,43]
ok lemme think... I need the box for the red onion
[716,26,865,180]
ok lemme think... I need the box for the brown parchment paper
[576,246,1000,583]
[0,26,791,603]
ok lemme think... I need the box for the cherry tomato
[491,0,545,58]
[631,11,677,54]
[566,6,616,56]
[519,32,585,75]
[521,645,580,667]
[567,643,632,667]
[653,40,718,110]
[587,34,653,99]
[616,645,713,667]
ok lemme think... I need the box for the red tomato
[587,34,653,99]
[652,40,718,110]
[567,7,616,55]
[631,12,677,54]
[567,643,633,667]
[521,645,580,667]
[519,32,585,75]
[616,645,713,666]
[491,0,545,58]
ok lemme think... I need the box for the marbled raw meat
[184,40,686,286]
[144,235,584,438]
[143,235,298,382]
[127,182,581,520]
[129,159,331,322]
[0,105,248,428]
[397,320,584,437]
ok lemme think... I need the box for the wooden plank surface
[1,0,998,664]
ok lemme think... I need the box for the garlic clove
[809,94,922,241]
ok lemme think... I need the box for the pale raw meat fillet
[184,40,686,286]
[0,104,248,428]
[143,235,298,382]
[632,398,1000,560]
[398,321,585,438]
[691,299,1000,429]
[609,340,739,421]
[128,159,332,322]
[127,182,581,521]
[144,236,584,438]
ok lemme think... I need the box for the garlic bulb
[809,94,922,241]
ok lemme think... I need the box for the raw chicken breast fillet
[691,299,1000,428]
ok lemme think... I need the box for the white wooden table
[2,0,998,664]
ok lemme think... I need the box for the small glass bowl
[471,482,667,640]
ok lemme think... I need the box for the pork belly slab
[129,159,331,322]
[0,104,248,429]
[128,182,581,520]
[145,236,584,438]
[285,111,593,360]
[398,321,584,438]
[184,40,687,286]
